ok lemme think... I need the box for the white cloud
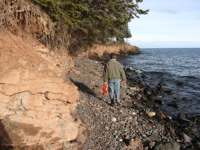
[157,9,179,14]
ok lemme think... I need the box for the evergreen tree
[33,0,149,53]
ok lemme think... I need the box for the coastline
[67,57,200,150]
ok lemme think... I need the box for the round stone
[112,117,117,122]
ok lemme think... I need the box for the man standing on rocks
[103,53,126,106]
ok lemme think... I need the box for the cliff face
[0,30,87,150]
[0,0,87,149]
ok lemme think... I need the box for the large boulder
[0,67,88,149]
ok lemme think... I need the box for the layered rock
[0,31,87,150]
[0,67,86,148]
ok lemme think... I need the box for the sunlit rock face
[78,43,140,60]
[0,44,88,149]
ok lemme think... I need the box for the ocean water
[117,48,200,117]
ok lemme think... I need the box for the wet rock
[177,113,191,124]
[173,97,181,101]
[183,97,191,102]
[138,82,145,88]
[165,90,174,95]
[167,101,179,109]
[147,95,156,101]
[144,88,152,96]
[155,99,164,105]
[154,142,180,150]
[146,100,156,107]
[159,87,166,92]
[177,113,186,119]
[177,82,185,87]
[135,71,140,75]
[164,116,172,123]
[126,74,131,79]
[156,113,166,120]
[156,84,166,92]
[126,67,134,72]
[141,74,148,78]
[153,106,161,113]
[131,77,138,84]
[152,89,160,96]
[190,115,200,124]
[178,118,191,124]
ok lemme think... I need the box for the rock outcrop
[0,30,88,150]
[78,43,140,60]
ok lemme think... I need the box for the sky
[128,0,200,48]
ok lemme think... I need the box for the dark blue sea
[117,48,200,118]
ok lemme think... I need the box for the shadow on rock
[70,79,107,103]
[0,119,14,150]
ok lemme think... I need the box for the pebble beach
[67,57,200,150]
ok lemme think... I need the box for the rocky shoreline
[67,57,200,150]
